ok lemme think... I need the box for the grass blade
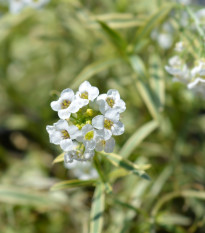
[90,183,105,233]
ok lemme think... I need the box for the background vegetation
[0,0,205,232]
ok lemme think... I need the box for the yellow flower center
[80,91,88,99]
[106,97,115,108]
[101,140,106,146]
[61,130,70,139]
[84,130,94,140]
[104,119,113,130]
[61,100,71,109]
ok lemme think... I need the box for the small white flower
[51,88,79,120]
[97,89,126,114]
[76,124,102,150]
[95,137,115,153]
[9,0,26,14]
[175,41,185,52]
[187,60,205,98]
[165,56,190,84]
[158,33,173,50]
[46,120,79,151]
[191,60,205,78]
[76,81,99,108]
[92,109,124,140]
[64,160,98,180]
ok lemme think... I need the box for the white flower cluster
[46,81,126,165]
[9,0,49,14]
[165,41,205,98]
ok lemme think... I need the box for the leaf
[87,13,144,29]
[90,183,105,233]
[149,54,165,108]
[52,152,64,164]
[97,20,127,55]
[0,185,66,209]
[70,57,121,89]
[50,179,97,191]
[129,55,161,121]
[120,120,158,158]
[157,212,191,226]
[135,4,174,42]
[100,152,150,181]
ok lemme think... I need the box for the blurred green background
[0,0,205,232]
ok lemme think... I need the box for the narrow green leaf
[50,179,97,191]
[100,152,151,181]
[149,54,165,108]
[0,186,66,209]
[135,4,174,42]
[97,20,127,55]
[90,183,105,233]
[53,152,64,164]
[120,120,158,158]
[70,57,121,89]
[129,55,161,121]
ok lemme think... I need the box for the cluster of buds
[46,81,126,165]
[165,41,205,98]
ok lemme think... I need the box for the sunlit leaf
[52,152,64,164]
[100,152,151,180]
[50,179,97,191]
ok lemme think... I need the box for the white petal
[115,99,126,113]
[188,78,205,89]
[54,119,68,130]
[64,152,74,163]
[112,121,124,135]
[50,99,61,111]
[103,129,112,140]
[46,125,55,135]
[76,135,84,143]
[64,159,78,169]
[76,96,89,107]
[92,115,104,129]
[105,109,120,122]
[95,140,104,152]
[104,137,115,153]
[60,139,74,151]
[97,94,107,102]
[58,109,71,119]
[98,100,107,115]
[88,86,99,101]
[60,88,74,100]
[49,131,62,144]
[84,150,95,160]
[82,124,93,135]
[79,81,91,92]
[68,101,80,113]
[68,125,80,139]
[84,139,96,150]
[107,89,120,100]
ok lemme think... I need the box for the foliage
[0,0,205,233]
